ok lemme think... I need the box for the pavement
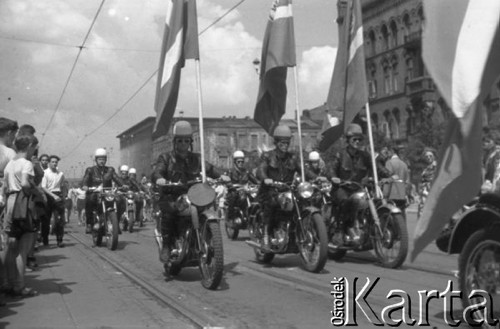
[0,224,193,329]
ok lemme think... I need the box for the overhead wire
[62,0,248,158]
[40,0,106,144]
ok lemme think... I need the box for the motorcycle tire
[199,221,224,290]
[459,228,500,328]
[299,213,328,273]
[128,211,135,233]
[121,214,128,232]
[106,212,119,251]
[373,211,408,269]
[225,218,239,240]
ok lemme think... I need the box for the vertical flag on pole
[319,0,368,152]
[411,0,500,260]
[153,0,199,139]
[254,0,296,135]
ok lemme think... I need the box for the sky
[0,0,338,177]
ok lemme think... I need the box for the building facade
[119,116,321,173]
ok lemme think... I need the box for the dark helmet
[273,125,292,140]
[173,120,193,138]
[345,123,363,137]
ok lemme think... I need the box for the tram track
[68,231,219,329]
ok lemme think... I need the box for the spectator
[4,134,39,297]
[418,147,437,217]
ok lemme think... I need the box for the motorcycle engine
[271,227,288,250]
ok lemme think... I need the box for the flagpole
[364,102,381,198]
[293,66,306,182]
[195,60,207,183]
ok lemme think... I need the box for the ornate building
[332,0,500,142]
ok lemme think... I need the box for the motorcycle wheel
[225,218,239,240]
[106,212,119,251]
[128,210,135,233]
[121,214,128,232]
[93,215,103,247]
[298,213,328,273]
[459,228,500,328]
[373,211,408,268]
[199,221,224,290]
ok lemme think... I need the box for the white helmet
[128,168,136,174]
[120,165,129,172]
[308,151,320,162]
[233,150,244,160]
[94,148,107,158]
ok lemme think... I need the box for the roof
[116,117,155,138]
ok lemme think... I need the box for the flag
[411,0,500,261]
[319,0,368,152]
[253,0,296,135]
[153,0,199,139]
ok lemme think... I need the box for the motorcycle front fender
[300,206,322,218]
[377,202,402,215]
[449,205,500,254]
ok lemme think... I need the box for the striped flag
[411,0,500,260]
[319,0,368,152]
[253,0,296,135]
[153,0,199,139]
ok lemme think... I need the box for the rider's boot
[159,235,172,263]
[86,224,92,234]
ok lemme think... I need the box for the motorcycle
[154,180,224,290]
[224,183,260,240]
[88,187,120,250]
[246,180,328,273]
[121,191,145,233]
[436,193,499,328]
[322,178,408,269]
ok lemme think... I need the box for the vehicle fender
[200,206,219,222]
[377,202,402,214]
[449,206,500,254]
[301,206,322,218]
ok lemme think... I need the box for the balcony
[404,31,422,49]
[406,76,436,98]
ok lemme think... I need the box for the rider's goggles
[176,138,192,144]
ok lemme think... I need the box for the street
[0,206,470,329]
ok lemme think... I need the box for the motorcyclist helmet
[233,150,244,160]
[173,120,193,138]
[345,123,363,137]
[120,165,129,172]
[129,168,136,174]
[94,148,107,159]
[308,151,320,162]
[273,125,292,141]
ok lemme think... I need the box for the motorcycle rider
[225,150,259,223]
[257,124,302,251]
[153,120,227,263]
[81,148,127,234]
[127,167,147,226]
[330,123,372,244]
[305,151,329,181]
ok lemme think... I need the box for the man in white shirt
[41,155,66,248]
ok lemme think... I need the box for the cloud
[298,46,337,109]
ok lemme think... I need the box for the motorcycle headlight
[105,192,115,202]
[321,182,332,193]
[176,195,191,213]
[127,191,134,199]
[298,182,314,199]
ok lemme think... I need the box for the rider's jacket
[122,176,145,193]
[332,147,372,183]
[152,151,220,195]
[305,163,329,181]
[81,165,124,189]
[228,167,259,185]
[257,149,301,185]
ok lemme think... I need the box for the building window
[402,14,411,42]
[392,63,399,93]
[381,24,389,51]
[381,122,390,139]
[218,133,228,147]
[368,80,377,99]
[238,133,247,149]
[406,57,414,80]
[384,66,393,94]
[368,30,376,56]
[390,20,398,47]
[219,156,228,169]
[250,134,258,149]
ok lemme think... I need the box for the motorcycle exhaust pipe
[245,240,262,249]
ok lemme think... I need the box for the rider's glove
[220,175,231,183]
[264,178,273,186]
